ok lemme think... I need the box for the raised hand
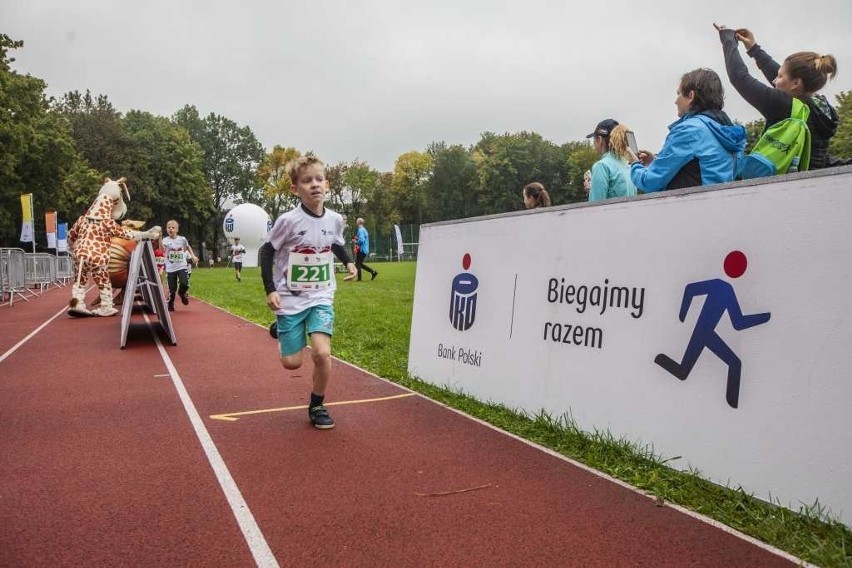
[735,28,756,50]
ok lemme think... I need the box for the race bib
[167,251,185,263]
[287,250,333,290]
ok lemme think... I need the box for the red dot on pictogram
[724,250,747,278]
[462,253,471,270]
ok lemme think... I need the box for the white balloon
[222,203,271,267]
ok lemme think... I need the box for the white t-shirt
[163,235,190,273]
[231,244,246,263]
[267,205,345,315]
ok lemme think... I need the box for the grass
[189,262,851,567]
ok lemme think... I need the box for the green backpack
[740,97,811,179]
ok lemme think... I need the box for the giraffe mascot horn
[67,177,161,317]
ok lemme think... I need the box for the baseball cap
[586,119,619,138]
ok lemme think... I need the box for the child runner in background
[185,250,194,287]
[259,155,357,429]
[153,238,166,281]
[162,220,198,312]
[231,237,246,281]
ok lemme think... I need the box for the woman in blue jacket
[629,68,746,192]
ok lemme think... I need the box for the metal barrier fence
[1,248,31,306]
[25,253,59,292]
[57,255,73,284]
[1,250,70,307]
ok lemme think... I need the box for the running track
[0,286,802,567]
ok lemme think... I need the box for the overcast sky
[4,0,851,172]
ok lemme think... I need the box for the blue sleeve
[588,161,609,202]
[630,123,698,192]
[357,227,367,248]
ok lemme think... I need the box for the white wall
[409,167,852,525]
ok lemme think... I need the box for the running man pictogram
[654,251,771,408]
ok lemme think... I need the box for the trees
[53,90,130,178]
[0,35,94,246]
[425,143,479,221]
[173,105,264,256]
[256,145,301,219]
[741,119,765,154]
[564,141,598,203]
[391,151,433,225]
[471,131,570,215]
[829,91,851,160]
[121,110,212,226]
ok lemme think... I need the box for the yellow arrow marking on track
[210,392,416,422]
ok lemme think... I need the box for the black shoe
[308,405,335,429]
[371,271,378,281]
[269,322,278,339]
[168,304,174,312]
[179,292,189,305]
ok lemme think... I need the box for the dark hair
[679,68,725,113]
[784,52,838,94]
[523,182,551,209]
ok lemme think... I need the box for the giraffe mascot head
[67,178,161,317]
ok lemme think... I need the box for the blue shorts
[275,304,335,356]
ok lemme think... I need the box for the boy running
[231,238,246,281]
[259,156,357,429]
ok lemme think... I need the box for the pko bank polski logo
[224,215,235,233]
[449,253,478,331]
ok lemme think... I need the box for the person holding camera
[715,24,839,170]
[629,68,746,192]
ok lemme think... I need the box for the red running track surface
[0,286,799,567]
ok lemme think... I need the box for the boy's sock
[310,392,324,408]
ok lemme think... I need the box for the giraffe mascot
[68,178,161,317]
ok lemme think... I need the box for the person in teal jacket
[587,119,637,202]
[630,68,746,192]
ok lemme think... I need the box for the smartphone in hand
[626,131,638,156]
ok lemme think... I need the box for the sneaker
[179,292,189,305]
[371,271,378,281]
[269,322,278,339]
[308,405,335,429]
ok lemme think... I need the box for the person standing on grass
[163,220,198,312]
[231,237,247,281]
[259,155,357,429]
[354,218,378,281]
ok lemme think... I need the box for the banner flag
[58,222,69,253]
[394,224,404,256]
[20,194,34,243]
[45,210,57,249]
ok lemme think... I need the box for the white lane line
[0,305,68,364]
[182,300,809,565]
[143,312,279,568]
